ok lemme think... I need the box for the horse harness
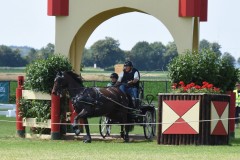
[71,87,140,113]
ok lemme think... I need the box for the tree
[237,57,240,65]
[200,39,222,56]
[82,48,94,67]
[211,42,222,57]
[199,39,211,51]
[38,43,55,59]
[149,42,166,70]
[163,42,178,70]
[0,45,27,67]
[26,48,38,63]
[130,41,153,70]
[222,52,236,66]
[90,37,124,68]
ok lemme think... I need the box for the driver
[117,61,140,108]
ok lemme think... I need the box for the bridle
[53,74,66,96]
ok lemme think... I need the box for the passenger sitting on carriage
[117,61,140,108]
[107,73,118,87]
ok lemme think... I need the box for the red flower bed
[172,81,221,93]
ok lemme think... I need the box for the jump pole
[16,76,25,137]
[51,94,61,140]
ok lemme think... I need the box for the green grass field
[1,115,240,160]
[0,67,25,73]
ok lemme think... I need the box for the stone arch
[49,0,207,73]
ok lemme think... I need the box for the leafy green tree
[26,48,38,63]
[0,45,27,67]
[163,42,178,70]
[199,39,211,51]
[38,43,55,59]
[130,41,153,70]
[211,42,222,57]
[82,48,94,67]
[127,41,177,71]
[222,52,236,66]
[237,57,240,65]
[90,37,125,68]
[149,42,166,70]
[200,39,222,56]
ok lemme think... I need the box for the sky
[0,0,239,60]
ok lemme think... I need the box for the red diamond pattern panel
[162,100,199,134]
[211,101,229,135]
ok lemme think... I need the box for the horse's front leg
[83,118,91,143]
[73,109,87,135]
[73,114,82,136]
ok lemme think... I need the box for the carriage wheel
[143,111,153,139]
[99,116,111,138]
[152,109,156,137]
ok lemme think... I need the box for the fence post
[16,76,25,137]
[165,81,168,93]
[51,94,61,140]
[227,91,236,138]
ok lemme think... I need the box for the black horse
[51,71,133,143]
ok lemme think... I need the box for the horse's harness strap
[78,100,95,106]
[77,87,103,107]
[99,93,140,112]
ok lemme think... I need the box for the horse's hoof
[83,139,91,143]
[75,129,81,136]
[120,131,124,139]
[124,138,129,143]
[72,125,78,130]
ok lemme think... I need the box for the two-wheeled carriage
[99,84,156,140]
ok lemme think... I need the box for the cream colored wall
[55,0,197,73]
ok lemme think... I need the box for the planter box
[23,118,51,128]
[158,93,230,145]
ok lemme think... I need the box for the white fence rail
[0,104,16,117]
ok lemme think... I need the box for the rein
[99,93,140,112]
[93,87,141,113]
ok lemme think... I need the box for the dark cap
[124,61,133,67]
[110,73,118,79]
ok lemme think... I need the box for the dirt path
[0,73,25,81]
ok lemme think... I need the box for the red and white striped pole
[51,94,61,140]
[16,76,25,137]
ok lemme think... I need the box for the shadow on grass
[229,138,240,146]
[64,133,155,144]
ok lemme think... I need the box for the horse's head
[52,71,68,96]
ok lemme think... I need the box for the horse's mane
[65,71,84,85]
